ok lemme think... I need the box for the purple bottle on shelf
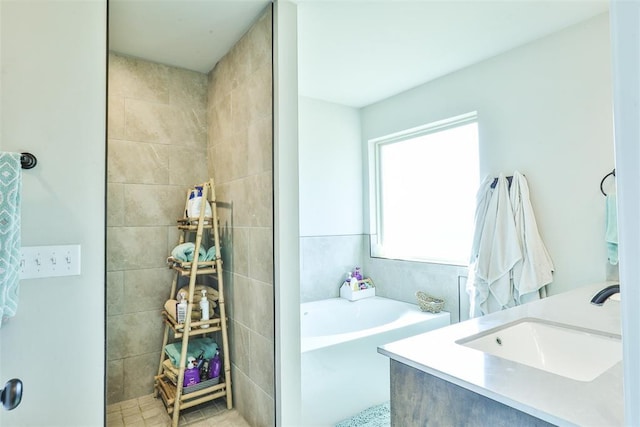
[183,357,200,388]
[209,350,221,380]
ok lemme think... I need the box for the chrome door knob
[1,379,23,411]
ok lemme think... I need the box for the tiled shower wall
[206,8,274,427]
[106,53,209,403]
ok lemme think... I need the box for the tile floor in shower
[106,394,249,427]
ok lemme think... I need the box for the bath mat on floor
[335,402,390,427]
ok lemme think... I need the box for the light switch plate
[20,245,81,279]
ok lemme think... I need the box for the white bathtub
[301,296,450,426]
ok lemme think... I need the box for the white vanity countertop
[378,283,623,427]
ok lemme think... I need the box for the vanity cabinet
[390,360,554,427]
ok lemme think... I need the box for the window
[369,112,479,265]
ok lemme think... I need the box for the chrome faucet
[590,284,620,306]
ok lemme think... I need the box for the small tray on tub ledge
[340,278,375,301]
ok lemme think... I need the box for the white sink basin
[456,318,622,382]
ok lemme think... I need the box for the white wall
[298,97,365,301]
[361,14,614,296]
[299,97,363,236]
[0,1,106,426]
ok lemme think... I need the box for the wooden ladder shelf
[154,179,232,427]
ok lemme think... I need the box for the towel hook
[20,152,37,170]
[600,169,615,196]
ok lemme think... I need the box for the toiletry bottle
[176,291,188,324]
[183,357,200,387]
[344,272,355,290]
[186,189,196,218]
[342,272,352,289]
[350,272,359,291]
[188,186,212,218]
[354,267,363,281]
[200,289,210,328]
[209,350,221,380]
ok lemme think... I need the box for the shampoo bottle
[199,289,210,328]
[183,357,200,388]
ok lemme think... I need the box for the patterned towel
[0,152,21,327]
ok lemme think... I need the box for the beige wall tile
[247,172,273,228]
[108,53,170,104]
[247,117,272,176]
[107,311,164,360]
[247,65,273,123]
[247,280,274,339]
[230,367,250,425]
[168,147,209,186]
[125,99,207,147]
[249,331,274,397]
[107,270,125,316]
[108,183,125,226]
[229,36,251,86]
[108,96,125,139]
[217,179,251,228]
[251,378,275,427]
[123,184,185,226]
[230,227,249,278]
[123,351,161,401]
[231,274,251,328]
[229,320,251,375]
[248,227,273,284]
[218,133,249,183]
[107,226,168,271]
[168,67,207,109]
[247,8,272,74]
[167,226,182,255]
[107,359,124,405]
[107,139,169,184]
[232,367,274,427]
[123,268,174,313]
[208,93,234,141]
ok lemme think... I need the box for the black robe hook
[20,152,37,169]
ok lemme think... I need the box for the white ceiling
[108,0,271,73]
[297,1,609,107]
[109,0,609,108]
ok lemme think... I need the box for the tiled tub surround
[379,283,623,426]
[300,234,467,322]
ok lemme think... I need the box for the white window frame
[367,111,479,265]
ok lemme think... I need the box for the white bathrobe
[509,171,554,303]
[468,174,522,317]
